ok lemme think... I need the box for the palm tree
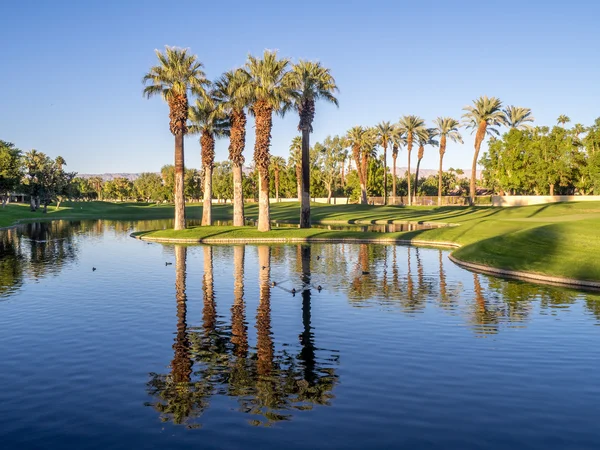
[462,96,507,205]
[557,115,571,126]
[504,106,535,130]
[433,117,463,205]
[375,121,395,205]
[290,61,339,228]
[389,129,406,202]
[143,46,208,230]
[270,156,286,202]
[188,94,229,226]
[413,128,439,198]
[214,69,252,226]
[397,115,427,206]
[289,136,303,202]
[346,126,376,204]
[245,50,294,232]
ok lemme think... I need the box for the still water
[1,220,600,449]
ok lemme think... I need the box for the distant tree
[289,136,303,201]
[389,128,406,200]
[134,172,164,202]
[504,106,535,130]
[557,115,571,126]
[346,126,377,204]
[413,128,439,198]
[433,117,463,205]
[0,140,23,207]
[397,115,427,206]
[375,122,395,204]
[212,161,234,202]
[269,156,286,201]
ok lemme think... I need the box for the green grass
[4,200,600,282]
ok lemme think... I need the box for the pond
[1,220,600,449]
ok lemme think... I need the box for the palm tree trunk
[360,154,369,205]
[202,246,215,334]
[229,110,247,227]
[202,166,212,226]
[327,183,332,204]
[438,136,446,206]
[392,152,397,203]
[174,132,186,230]
[407,132,413,206]
[341,157,346,186]
[470,121,487,206]
[414,158,422,200]
[296,164,302,202]
[300,128,311,228]
[275,170,280,202]
[253,100,272,232]
[383,142,387,205]
[232,163,245,226]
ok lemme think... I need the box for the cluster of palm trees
[143,46,338,231]
[341,99,535,207]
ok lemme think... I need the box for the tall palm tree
[375,121,395,205]
[270,156,286,202]
[413,128,439,198]
[503,106,535,130]
[188,94,229,226]
[433,117,463,205]
[346,126,376,204]
[245,50,294,232]
[557,115,571,126]
[389,129,406,202]
[143,46,208,230]
[462,96,507,205]
[289,136,303,202]
[290,61,339,228]
[214,69,252,226]
[397,115,426,206]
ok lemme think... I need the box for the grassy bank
[4,200,600,282]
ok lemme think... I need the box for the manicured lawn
[4,200,600,282]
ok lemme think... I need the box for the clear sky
[1,0,599,174]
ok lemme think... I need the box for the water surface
[1,220,600,449]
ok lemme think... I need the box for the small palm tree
[214,69,252,226]
[504,106,535,130]
[289,136,303,202]
[461,96,507,205]
[389,129,406,201]
[433,117,463,205]
[245,50,294,232]
[375,121,396,205]
[414,128,439,198]
[270,156,286,202]
[188,93,229,226]
[290,61,339,228]
[397,115,427,206]
[557,115,571,126]
[143,46,208,230]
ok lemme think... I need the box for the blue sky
[1,0,599,174]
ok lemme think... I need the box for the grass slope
[3,200,600,281]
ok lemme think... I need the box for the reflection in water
[146,244,339,428]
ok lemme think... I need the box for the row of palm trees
[342,101,534,207]
[143,46,338,231]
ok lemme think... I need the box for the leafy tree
[0,140,23,207]
[289,60,338,227]
[212,161,234,202]
[134,172,164,202]
[143,46,208,230]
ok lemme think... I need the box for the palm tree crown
[503,106,535,130]
[142,46,209,135]
[461,96,507,137]
[245,50,294,114]
[557,115,571,126]
[433,117,463,149]
[290,60,339,132]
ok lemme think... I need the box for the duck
[361,270,370,275]
[165,262,173,266]
[291,288,296,295]
[316,256,320,260]
[92,267,97,272]
[271,281,277,287]
[317,285,322,292]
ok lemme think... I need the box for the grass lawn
[3,200,600,282]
